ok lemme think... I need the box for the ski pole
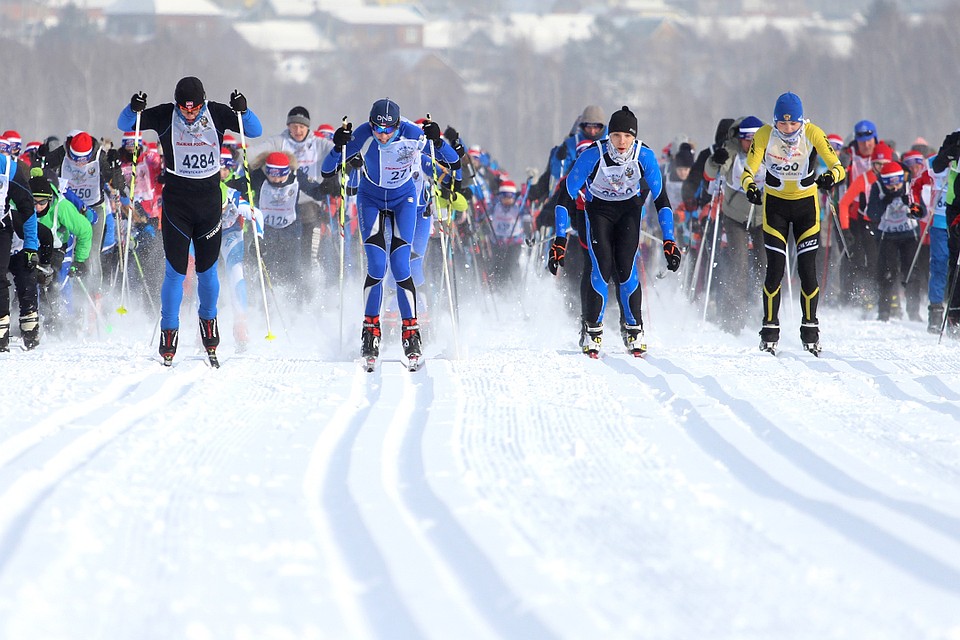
[235,101,275,341]
[117,112,140,315]
[75,275,111,337]
[427,117,461,359]
[337,115,350,352]
[904,214,932,285]
[701,195,722,323]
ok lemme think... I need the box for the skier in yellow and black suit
[741,92,845,355]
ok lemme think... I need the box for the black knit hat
[174,76,205,107]
[608,106,638,137]
[29,175,54,200]
[287,106,310,127]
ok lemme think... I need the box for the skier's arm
[564,146,599,200]
[639,145,675,242]
[57,199,94,263]
[811,125,846,186]
[740,126,770,191]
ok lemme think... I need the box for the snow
[2,271,960,640]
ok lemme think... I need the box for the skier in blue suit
[322,99,460,363]
[547,106,681,357]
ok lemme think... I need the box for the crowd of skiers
[2,79,958,363]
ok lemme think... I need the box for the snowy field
[1,268,960,640]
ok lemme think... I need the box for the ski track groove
[0,361,209,574]
[608,353,960,594]
[388,361,560,640]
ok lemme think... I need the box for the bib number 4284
[182,152,216,171]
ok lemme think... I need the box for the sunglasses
[856,130,875,138]
[34,198,52,207]
[581,123,604,130]
[373,123,398,135]
[178,103,202,116]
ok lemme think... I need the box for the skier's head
[220,147,236,170]
[67,132,94,164]
[879,161,905,192]
[222,133,238,149]
[264,151,291,183]
[121,130,141,152]
[369,98,400,130]
[0,130,21,156]
[870,142,893,173]
[606,106,638,160]
[737,116,762,152]
[498,179,517,203]
[174,76,206,122]
[29,176,54,210]
[773,92,803,143]
[315,123,335,141]
[901,150,926,177]
[579,105,606,141]
[853,119,878,156]
[827,133,845,153]
[286,105,311,142]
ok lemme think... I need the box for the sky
[1,257,959,639]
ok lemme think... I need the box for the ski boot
[579,319,603,358]
[928,303,944,334]
[759,323,779,355]
[800,322,821,356]
[199,317,220,368]
[402,317,423,371]
[20,311,39,351]
[0,315,9,353]
[620,321,646,357]
[159,328,178,366]
[361,315,381,372]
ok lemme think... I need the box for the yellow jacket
[741,122,845,201]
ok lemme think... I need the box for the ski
[160,354,174,367]
[584,350,600,359]
[760,341,778,356]
[205,348,220,369]
[803,342,822,357]
[363,356,377,373]
[406,355,422,372]
[628,348,645,358]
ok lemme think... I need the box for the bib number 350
[182,152,216,170]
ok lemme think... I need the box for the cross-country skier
[117,76,262,366]
[741,92,846,355]
[547,105,681,357]
[322,99,460,369]
[0,150,38,351]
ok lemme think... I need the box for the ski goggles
[371,122,399,135]
[34,197,52,209]
[880,173,905,188]
[580,122,604,132]
[264,164,291,179]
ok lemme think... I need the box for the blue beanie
[854,119,877,142]
[774,92,803,122]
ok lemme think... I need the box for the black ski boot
[402,317,422,371]
[20,311,39,351]
[800,321,821,356]
[759,323,779,355]
[580,319,603,358]
[620,321,646,357]
[199,317,220,368]
[928,303,945,334]
[159,328,178,366]
[0,315,9,353]
[361,315,381,371]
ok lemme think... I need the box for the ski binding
[760,341,778,356]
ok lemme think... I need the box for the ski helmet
[369,98,401,130]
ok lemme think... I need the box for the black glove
[348,153,364,170]
[68,261,86,278]
[422,120,442,143]
[711,146,729,165]
[24,251,39,271]
[943,131,960,149]
[333,123,353,151]
[908,203,924,220]
[745,183,763,205]
[548,237,567,275]
[443,126,459,145]
[229,90,247,114]
[554,143,568,161]
[36,263,55,287]
[816,172,835,190]
[130,91,147,113]
[319,176,340,196]
[663,240,681,272]
[106,148,120,169]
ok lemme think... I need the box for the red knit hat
[871,142,893,164]
[265,151,290,177]
[68,132,94,162]
[220,147,236,169]
[498,180,517,195]
[879,161,904,186]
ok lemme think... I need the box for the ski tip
[407,357,423,372]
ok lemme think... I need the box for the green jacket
[37,189,93,264]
